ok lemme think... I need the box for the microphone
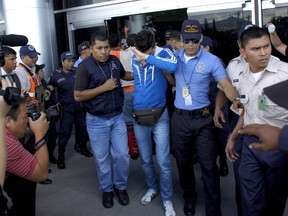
[0,34,28,47]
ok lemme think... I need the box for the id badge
[232,79,239,87]
[184,94,192,106]
[258,95,267,111]
[182,86,189,98]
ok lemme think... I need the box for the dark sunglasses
[183,38,200,44]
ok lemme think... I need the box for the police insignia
[57,78,65,83]
[201,107,210,117]
[196,62,205,72]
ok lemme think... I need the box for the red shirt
[5,129,37,179]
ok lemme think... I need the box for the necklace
[96,62,112,79]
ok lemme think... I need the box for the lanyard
[96,62,113,79]
[181,58,199,89]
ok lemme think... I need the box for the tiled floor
[35,138,288,216]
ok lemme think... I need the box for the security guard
[171,20,239,216]
[48,51,92,169]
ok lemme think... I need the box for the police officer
[48,51,92,169]
[171,20,239,216]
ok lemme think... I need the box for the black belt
[174,107,211,117]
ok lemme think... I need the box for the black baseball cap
[263,79,288,109]
[35,64,45,74]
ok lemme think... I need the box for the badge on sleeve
[258,95,267,111]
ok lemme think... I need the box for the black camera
[0,74,22,105]
[0,74,21,105]
[28,103,61,122]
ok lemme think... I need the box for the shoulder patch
[57,77,65,83]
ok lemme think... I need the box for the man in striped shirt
[4,97,49,215]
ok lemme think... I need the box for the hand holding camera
[28,112,49,141]
[0,74,22,107]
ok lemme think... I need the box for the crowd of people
[0,16,288,216]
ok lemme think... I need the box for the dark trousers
[47,119,58,157]
[58,108,88,151]
[171,111,221,216]
[239,135,288,216]
[4,175,37,216]
[233,134,244,216]
[212,103,231,163]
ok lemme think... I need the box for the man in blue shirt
[130,29,177,216]
[74,41,91,68]
[171,19,238,216]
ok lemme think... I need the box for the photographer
[4,97,49,216]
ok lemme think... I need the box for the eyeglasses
[183,38,200,44]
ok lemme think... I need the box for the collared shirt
[230,56,288,128]
[225,54,248,83]
[49,69,77,105]
[74,56,83,68]
[174,47,227,110]
[0,67,15,76]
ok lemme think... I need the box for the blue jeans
[122,91,134,123]
[86,112,130,192]
[133,108,173,201]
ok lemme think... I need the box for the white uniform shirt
[229,56,288,128]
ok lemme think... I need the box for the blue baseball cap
[20,44,40,58]
[77,41,90,52]
[237,24,255,39]
[60,51,74,61]
[201,36,213,48]
[181,20,202,40]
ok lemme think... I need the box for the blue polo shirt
[174,47,227,110]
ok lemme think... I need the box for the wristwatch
[268,24,276,34]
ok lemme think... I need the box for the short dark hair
[240,26,269,48]
[6,97,26,121]
[169,30,181,41]
[108,34,120,48]
[126,33,136,47]
[134,30,155,52]
[90,32,109,46]
[3,46,16,57]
